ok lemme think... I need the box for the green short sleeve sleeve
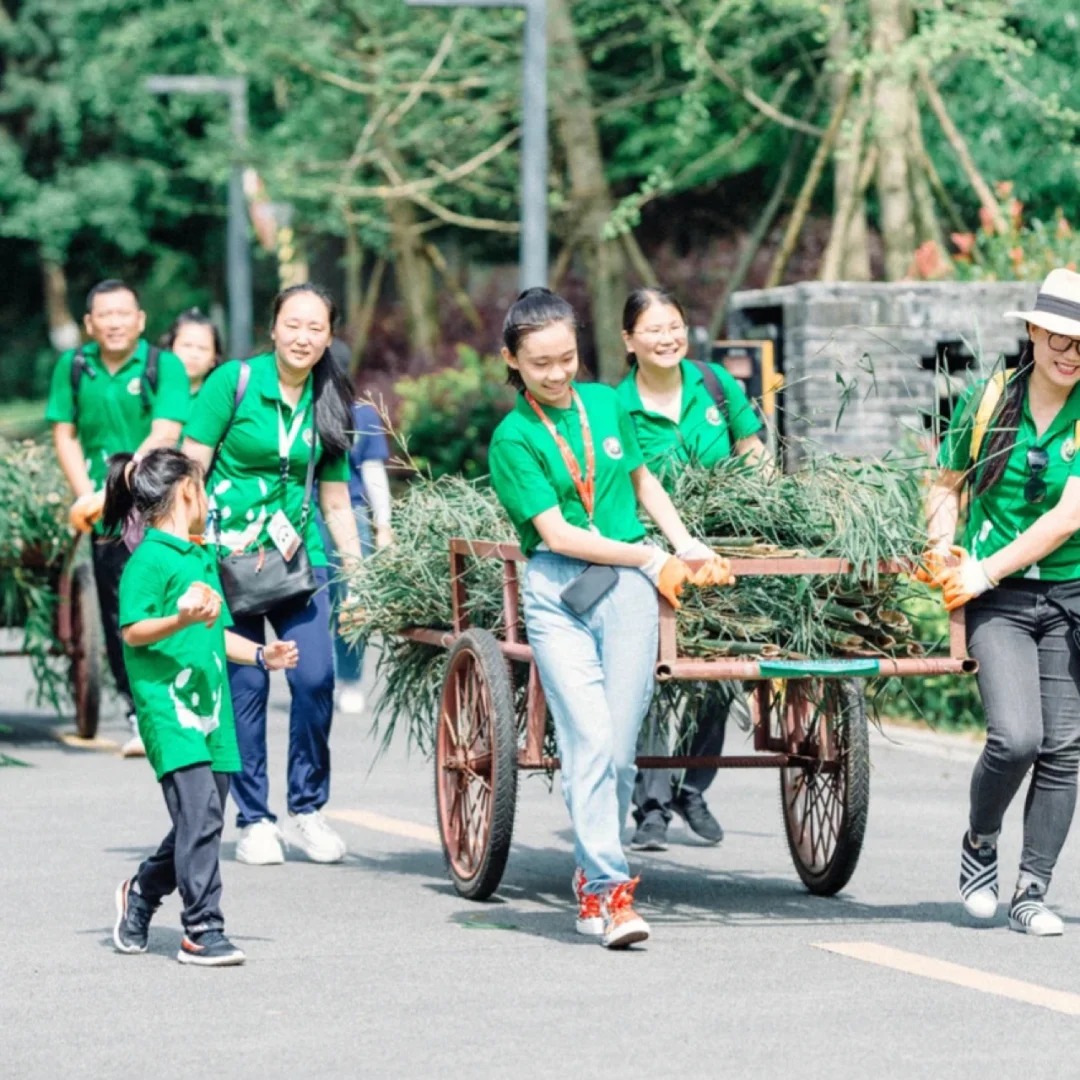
[715,365,763,441]
[938,383,980,471]
[152,351,192,425]
[316,449,350,483]
[490,432,559,529]
[119,552,165,628]
[44,351,77,425]
[617,402,644,473]
[183,361,240,448]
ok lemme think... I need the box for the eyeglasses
[635,323,687,340]
[1047,333,1080,358]
[1025,446,1049,504]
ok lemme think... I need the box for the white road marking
[325,807,440,845]
[815,941,1080,1017]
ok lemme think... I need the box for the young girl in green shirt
[489,288,733,949]
[925,268,1080,936]
[104,448,297,966]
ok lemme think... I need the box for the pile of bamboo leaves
[342,454,932,750]
[0,438,74,705]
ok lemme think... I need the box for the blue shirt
[347,402,391,506]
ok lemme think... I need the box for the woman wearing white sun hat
[923,267,1080,936]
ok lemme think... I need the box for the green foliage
[395,347,516,480]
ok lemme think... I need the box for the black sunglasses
[1025,446,1050,504]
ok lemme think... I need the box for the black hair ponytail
[501,287,578,390]
[102,448,203,534]
[973,341,1035,496]
[270,283,353,457]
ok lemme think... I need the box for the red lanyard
[525,388,595,522]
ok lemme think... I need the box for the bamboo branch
[620,231,656,286]
[409,191,519,233]
[424,242,483,328]
[764,76,854,288]
[385,17,462,129]
[918,68,1007,234]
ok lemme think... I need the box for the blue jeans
[227,566,336,828]
[524,552,658,892]
[317,506,374,683]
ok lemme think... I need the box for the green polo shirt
[939,379,1080,581]
[489,383,646,557]
[119,529,240,781]
[615,360,762,487]
[44,339,191,488]
[183,354,350,567]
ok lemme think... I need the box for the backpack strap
[691,359,741,457]
[207,360,251,481]
[69,347,93,428]
[139,345,160,414]
[969,369,1013,466]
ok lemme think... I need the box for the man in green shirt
[45,279,191,754]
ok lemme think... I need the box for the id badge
[267,509,302,561]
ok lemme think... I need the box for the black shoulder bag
[214,365,319,618]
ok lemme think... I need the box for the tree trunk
[41,257,80,352]
[548,0,640,384]
[870,0,916,281]
[908,103,946,252]
[386,194,437,364]
[824,10,871,281]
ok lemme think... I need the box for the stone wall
[726,281,1038,460]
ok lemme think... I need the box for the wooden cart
[402,540,976,901]
[1,536,102,739]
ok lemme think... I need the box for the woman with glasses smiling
[924,267,1080,936]
[615,287,769,851]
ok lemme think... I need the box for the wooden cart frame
[403,539,977,901]
[1,536,102,739]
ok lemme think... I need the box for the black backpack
[69,344,160,427]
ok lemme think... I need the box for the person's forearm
[634,470,694,553]
[925,477,962,549]
[225,630,259,665]
[324,504,362,560]
[983,506,1080,583]
[537,519,653,567]
[122,615,187,647]
[136,420,182,456]
[53,426,94,497]
[360,459,392,527]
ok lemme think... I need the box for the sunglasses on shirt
[1025,446,1049,504]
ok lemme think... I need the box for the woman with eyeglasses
[615,287,768,852]
[924,268,1080,937]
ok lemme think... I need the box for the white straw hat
[1004,267,1080,337]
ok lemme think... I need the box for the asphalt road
[4,649,1080,1080]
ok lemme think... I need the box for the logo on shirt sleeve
[602,437,624,460]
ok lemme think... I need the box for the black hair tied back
[102,448,203,534]
[974,341,1034,497]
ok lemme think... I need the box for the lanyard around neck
[277,401,308,485]
[525,388,595,522]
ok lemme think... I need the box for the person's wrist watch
[255,645,268,671]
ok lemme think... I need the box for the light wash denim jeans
[524,551,659,892]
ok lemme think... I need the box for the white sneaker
[1009,883,1064,937]
[235,819,286,865]
[120,733,146,758]
[290,811,346,863]
[336,681,366,715]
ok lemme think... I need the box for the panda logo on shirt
[602,437,623,460]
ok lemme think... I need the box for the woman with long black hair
[183,284,361,866]
[925,268,1080,935]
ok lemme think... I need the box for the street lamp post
[144,75,253,358]
[404,0,548,290]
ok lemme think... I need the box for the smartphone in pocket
[560,563,619,616]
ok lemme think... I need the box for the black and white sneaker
[1009,883,1064,937]
[958,831,998,920]
[177,929,246,966]
[113,878,157,954]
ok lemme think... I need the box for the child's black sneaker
[113,878,157,954]
[1009,881,1064,937]
[177,929,246,967]
[958,831,998,920]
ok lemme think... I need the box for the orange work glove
[68,491,105,533]
[640,548,694,609]
[938,554,997,611]
[676,540,736,588]
[913,544,965,587]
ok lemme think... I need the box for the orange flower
[913,240,949,280]
[995,180,1014,198]
[951,232,976,256]
[1008,198,1024,228]
[978,205,997,234]
[1010,246,1024,270]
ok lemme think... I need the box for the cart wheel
[779,679,869,896]
[435,628,518,900]
[70,563,102,740]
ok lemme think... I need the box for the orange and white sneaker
[573,867,603,936]
[601,877,650,949]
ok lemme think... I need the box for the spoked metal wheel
[69,563,102,740]
[779,679,870,896]
[434,628,518,900]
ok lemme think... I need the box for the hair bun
[515,286,554,302]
